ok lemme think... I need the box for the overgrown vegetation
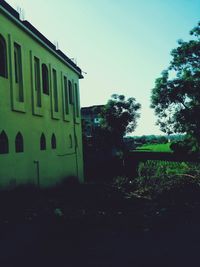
[170,134,200,155]
[82,94,141,155]
[113,161,200,200]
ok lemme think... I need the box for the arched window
[42,64,49,95]
[40,133,46,150]
[15,132,24,153]
[68,80,73,104]
[51,133,56,149]
[0,131,9,154]
[0,35,7,78]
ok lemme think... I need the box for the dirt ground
[0,184,200,267]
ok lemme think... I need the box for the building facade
[0,1,84,188]
[81,105,103,138]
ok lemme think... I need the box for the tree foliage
[101,94,141,147]
[133,135,168,145]
[151,22,200,148]
[170,134,199,155]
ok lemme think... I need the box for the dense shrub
[170,135,200,155]
[135,161,200,198]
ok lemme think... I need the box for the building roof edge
[0,0,83,79]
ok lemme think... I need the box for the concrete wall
[0,6,84,188]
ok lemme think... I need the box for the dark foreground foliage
[1,168,200,266]
[115,160,200,199]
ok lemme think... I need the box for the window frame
[9,35,26,113]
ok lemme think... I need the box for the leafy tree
[101,94,141,149]
[151,22,200,151]
[170,134,199,155]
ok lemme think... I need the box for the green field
[135,143,172,152]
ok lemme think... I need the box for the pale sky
[6,0,200,135]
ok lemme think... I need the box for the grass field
[135,143,172,152]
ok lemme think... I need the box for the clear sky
[6,0,200,135]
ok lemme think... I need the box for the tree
[100,94,141,149]
[170,134,199,155]
[151,22,200,150]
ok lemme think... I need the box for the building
[0,0,84,188]
[81,105,103,138]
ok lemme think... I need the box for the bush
[170,136,200,155]
[135,160,200,198]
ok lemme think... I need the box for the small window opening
[69,134,73,148]
[42,64,49,95]
[14,43,23,102]
[14,43,22,84]
[68,80,73,105]
[15,132,24,153]
[0,131,9,154]
[75,83,80,117]
[64,76,69,114]
[51,134,56,149]
[53,69,58,112]
[34,57,41,107]
[40,133,46,150]
[0,35,7,78]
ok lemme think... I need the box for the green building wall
[0,3,84,188]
